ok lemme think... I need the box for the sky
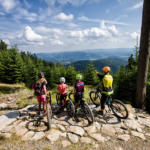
[0,0,143,53]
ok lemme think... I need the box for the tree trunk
[136,0,150,108]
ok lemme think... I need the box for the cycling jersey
[97,73,113,95]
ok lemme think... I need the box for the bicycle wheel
[56,93,61,106]
[68,92,74,101]
[46,103,52,129]
[66,99,75,117]
[89,91,101,106]
[82,102,94,123]
[111,99,128,119]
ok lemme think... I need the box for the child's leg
[43,102,46,115]
[38,101,41,114]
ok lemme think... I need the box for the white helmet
[59,77,65,83]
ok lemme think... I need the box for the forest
[0,40,150,112]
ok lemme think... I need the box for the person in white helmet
[57,77,68,112]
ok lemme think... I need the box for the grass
[0,83,25,95]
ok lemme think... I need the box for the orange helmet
[102,66,110,73]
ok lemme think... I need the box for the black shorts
[60,93,67,101]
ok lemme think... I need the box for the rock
[67,133,79,143]
[84,125,97,134]
[16,128,28,136]
[115,128,124,134]
[80,137,92,143]
[145,133,150,137]
[57,120,69,126]
[0,111,19,131]
[1,133,12,138]
[126,104,136,114]
[22,131,35,141]
[1,125,14,133]
[101,124,116,136]
[124,119,142,131]
[68,126,85,136]
[131,131,145,140]
[0,103,8,109]
[89,133,105,143]
[61,140,71,148]
[93,122,101,130]
[47,129,63,143]
[138,117,150,128]
[8,97,14,101]
[31,132,45,141]
[117,134,130,141]
[57,124,66,132]
[51,124,57,129]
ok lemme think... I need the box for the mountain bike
[89,85,102,106]
[46,92,52,129]
[56,92,75,117]
[103,95,129,119]
[69,91,94,124]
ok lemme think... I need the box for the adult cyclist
[96,66,113,115]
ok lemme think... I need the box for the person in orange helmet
[96,66,113,115]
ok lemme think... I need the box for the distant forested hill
[37,48,132,63]
[68,58,128,73]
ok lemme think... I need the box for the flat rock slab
[67,133,79,143]
[61,140,71,148]
[0,103,8,109]
[47,129,65,143]
[80,137,92,143]
[16,128,28,136]
[89,133,105,143]
[0,111,19,131]
[22,131,35,141]
[131,131,145,140]
[118,134,130,141]
[101,124,116,137]
[31,132,45,141]
[68,126,85,136]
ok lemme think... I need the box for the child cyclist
[57,77,68,112]
[32,72,47,115]
[74,74,84,108]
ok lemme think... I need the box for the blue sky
[0,0,143,53]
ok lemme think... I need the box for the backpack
[34,82,44,96]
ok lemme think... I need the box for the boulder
[131,131,145,140]
[22,131,35,141]
[61,140,71,148]
[89,133,105,143]
[118,134,130,141]
[31,132,45,141]
[68,126,85,136]
[80,137,92,143]
[67,133,79,143]
[0,111,19,131]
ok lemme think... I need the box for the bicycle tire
[111,99,128,119]
[68,92,74,100]
[89,91,100,106]
[56,93,61,106]
[66,99,75,117]
[46,103,52,129]
[82,102,94,123]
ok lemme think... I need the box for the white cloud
[24,26,43,42]
[130,32,139,39]
[55,12,74,21]
[108,25,118,35]
[128,1,143,10]
[44,0,101,6]
[50,39,64,46]
[78,16,129,26]
[14,8,38,22]
[0,0,18,12]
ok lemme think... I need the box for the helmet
[102,66,110,73]
[38,72,44,78]
[60,77,65,83]
[76,74,82,80]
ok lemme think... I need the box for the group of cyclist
[33,66,113,116]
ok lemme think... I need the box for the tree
[0,40,7,50]
[84,64,98,85]
[136,0,150,108]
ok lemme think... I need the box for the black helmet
[38,72,44,78]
